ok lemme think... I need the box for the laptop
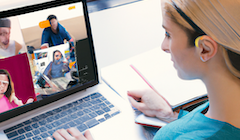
[0,0,145,139]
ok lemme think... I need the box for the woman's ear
[196,35,218,62]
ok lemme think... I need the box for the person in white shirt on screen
[0,18,22,58]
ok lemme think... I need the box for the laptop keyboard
[4,92,120,140]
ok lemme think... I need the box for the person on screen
[43,50,70,79]
[48,0,240,140]
[0,18,22,58]
[0,70,33,113]
[41,15,74,49]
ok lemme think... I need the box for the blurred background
[87,0,143,13]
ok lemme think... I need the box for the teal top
[153,102,240,140]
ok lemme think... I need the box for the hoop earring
[200,56,206,62]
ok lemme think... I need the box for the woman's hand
[46,128,93,140]
[128,89,178,122]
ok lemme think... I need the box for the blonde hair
[162,0,240,78]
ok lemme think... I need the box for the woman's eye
[165,31,170,38]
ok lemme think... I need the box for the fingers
[53,129,74,140]
[51,128,92,140]
[128,96,144,111]
[84,130,94,140]
[52,129,66,140]
[67,127,86,139]
[127,90,146,100]
[46,137,53,140]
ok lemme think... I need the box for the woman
[43,50,69,80]
[48,0,240,139]
[0,69,21,113]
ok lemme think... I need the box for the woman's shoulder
[154,101,240,139]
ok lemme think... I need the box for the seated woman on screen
[48,0,240,139]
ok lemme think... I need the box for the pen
[130,64,171,108]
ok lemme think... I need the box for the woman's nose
[161,42,170,53]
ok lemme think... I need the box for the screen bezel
[0,0,99,123]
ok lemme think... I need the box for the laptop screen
[0,0,98,122]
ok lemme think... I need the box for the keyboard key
[111,111,121,117]
[39,127,47,132]
[98,103,107,108]
[68,121,77,127]
[60,110,68,117]
[40,132,49,139]
[32,123,39,129]
[88,112,97,118]
[91,93,101,99]
[17,128,25,134]
[79,115,91,123]
[46,111,54,116]
[83,109,91,113]
[80,102,92,108]
[98,118,105,123]
[60,117,69,124]
[32,135,42,140]
[101,97,107,101]
[86,119,99,128]
[89,99,101,105]
[78,98,84,104]
[46,116,55,123]
[73,118,83,124]
[12,135,25,140]
[72,100,79,106]
[77,111,84,116]
[52,108,62,113]
[62,124,69,129]
[6,131,18,139]
[24,126,33,131]
[66,109,74,114]
[23,120,32,125]
[71,106,78,112]
[90,105,100,111]
[25,132,34,138]
[105,101,111,105]
[52,120,62,127]
[32,129,40,135]
[39,120,47,126]
[46,124,54,129]
[83,96,91,101]
[69,113,78,119]
[103,107,111,112]
[38,114,48,119]
[31,117,39,122]
[60,104,69,110]
[4,123,24,133]
[96,110,104,115]
[104,113,111,120]
[54,114,62,120]
[109,105,114,108]
[77,124,88,132]
[48,130,55,135]
[65,103,73,108]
